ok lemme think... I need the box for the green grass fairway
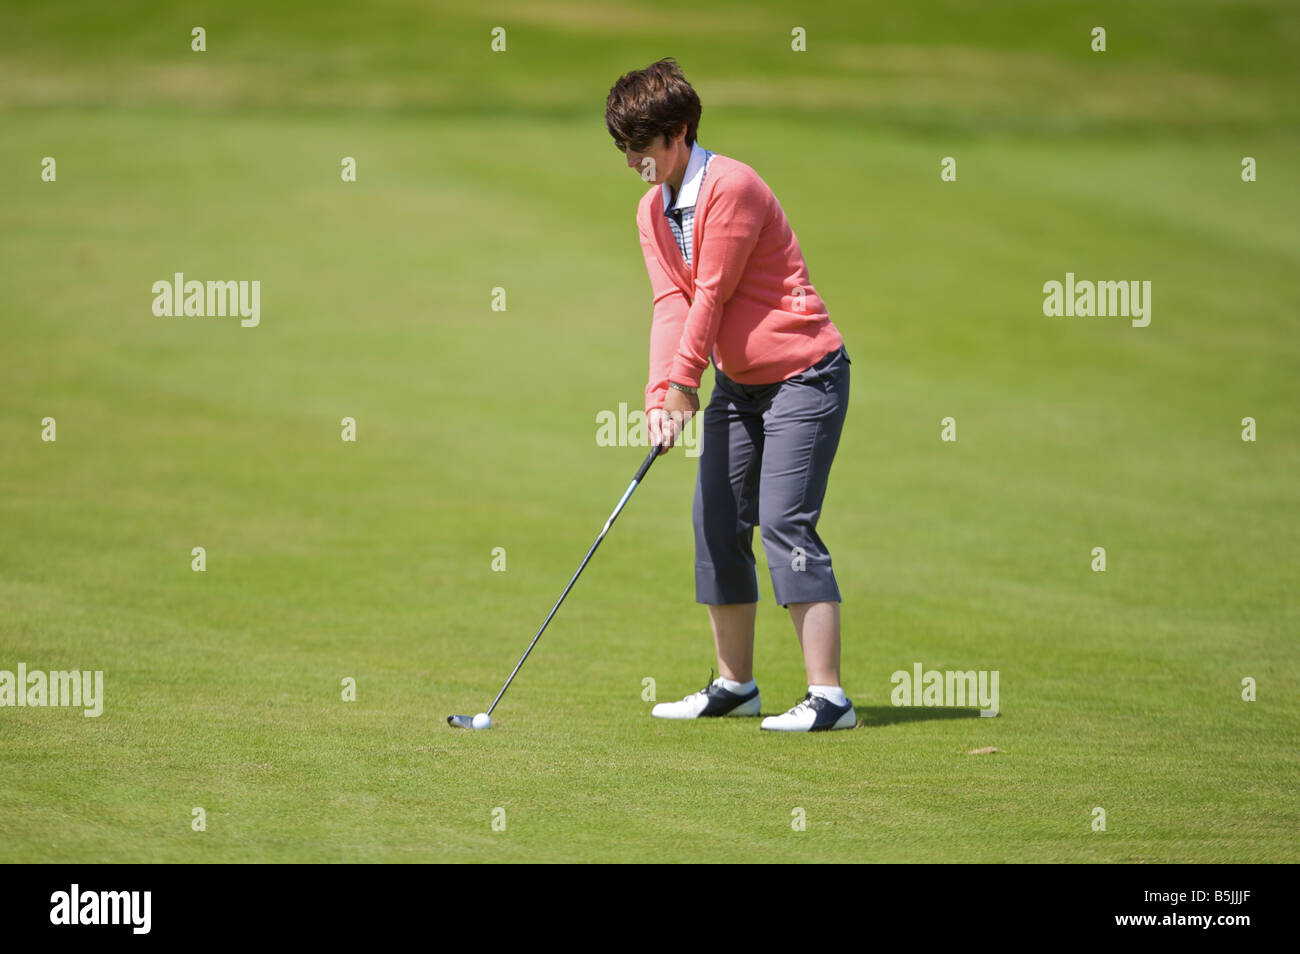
[1,1,1298,863]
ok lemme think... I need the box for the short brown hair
[605,57,701,150]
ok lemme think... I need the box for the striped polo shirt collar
[663,141,713,214]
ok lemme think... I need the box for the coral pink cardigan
[638,154,842,412]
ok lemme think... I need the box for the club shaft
[486,444,661,716]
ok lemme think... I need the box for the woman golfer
[606,59,854,731]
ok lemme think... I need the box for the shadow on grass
[854,706,991,727]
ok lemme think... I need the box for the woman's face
[618,129,687,185]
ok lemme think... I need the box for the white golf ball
[472,712,491,730]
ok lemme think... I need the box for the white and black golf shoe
[651,675,762,719]
[760,692,857,732]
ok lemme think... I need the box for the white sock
[809,684,847,707]
[718,676,756,694]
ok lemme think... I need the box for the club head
[446,714,475,729]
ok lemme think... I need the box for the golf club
[448,442,664,729]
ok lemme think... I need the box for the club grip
[633,444,661,483]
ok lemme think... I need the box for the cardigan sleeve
[639,217,691,412]
[667,168,767,388]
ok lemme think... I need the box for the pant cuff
[769,562,841,607]
[695,562,759,605]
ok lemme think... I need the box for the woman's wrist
[668,381,698,395]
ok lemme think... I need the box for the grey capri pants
[692,345,850,607]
